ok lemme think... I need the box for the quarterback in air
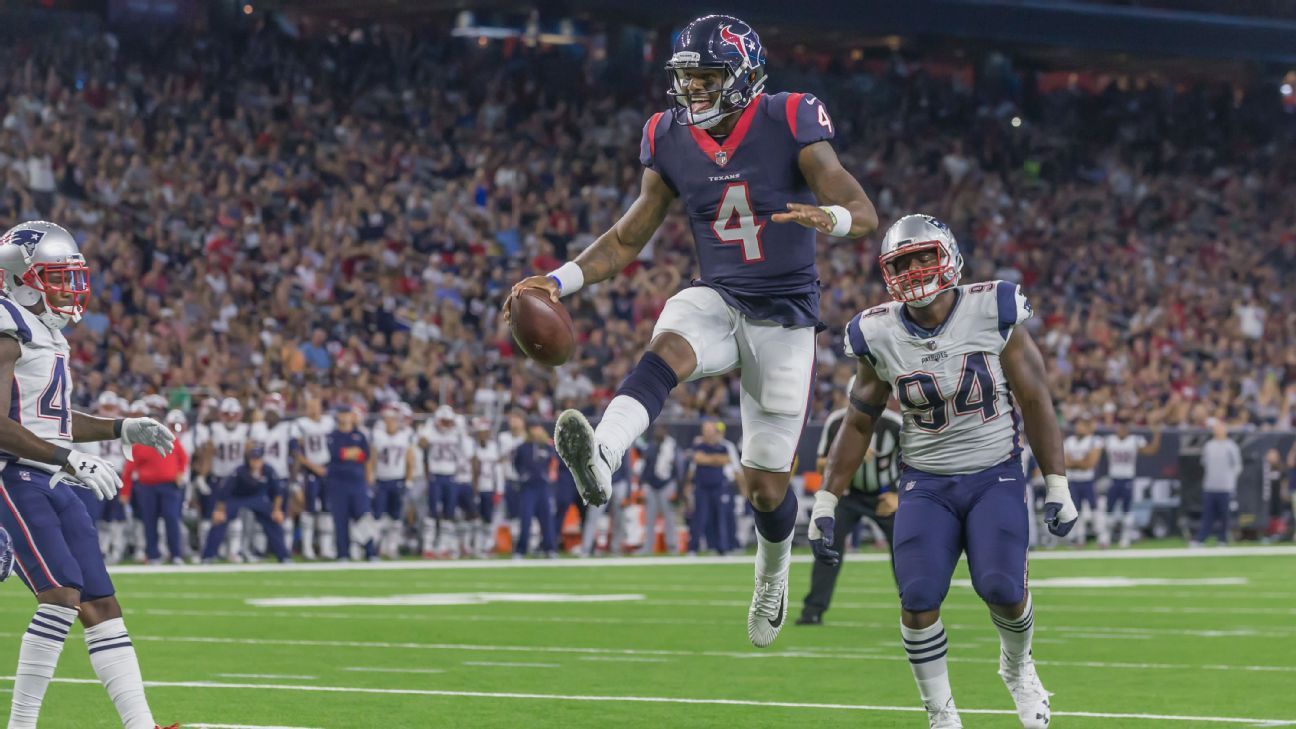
[505,13,878,647]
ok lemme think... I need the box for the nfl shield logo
[714,150,728,167]
[926,340,939,351]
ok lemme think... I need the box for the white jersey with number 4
[1104,434,1147,480]
[293,416,334,468]
[209,423,249,478]
[373,426,414,482]
[0,297,73,474]
[844,281,1033,475]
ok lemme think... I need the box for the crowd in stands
[1,18,1295,433]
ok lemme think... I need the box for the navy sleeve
[513,443,527,477]
[995,281,1033,340]
[769,92,835,147]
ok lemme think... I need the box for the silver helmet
[878,214,963,308]
[0,221,90,330]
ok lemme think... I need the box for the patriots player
[251,394,295,552]
[1062,415,1103,547]
[369,403,416,558]
[0,221,177,729]
[292,396,335,559]
[815,215,1077,728]
[1100,415,1161,548]
[419,406,474,558]
[204,397,249,561]
[504,14,877,646]
[470,417,502,558]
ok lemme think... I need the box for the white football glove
[807,490,841,567]
[52,450,121,501]
[1043,474,1079,537]
[193,474,211,496]
[121,417,177,461]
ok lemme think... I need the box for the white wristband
[820,205,852,237]
[1044,474,1069,496]
[546,261,584,298]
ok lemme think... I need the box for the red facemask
[23,261,90,319]
[880,241,957,304]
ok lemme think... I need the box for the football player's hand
[121,417,176,460]
[502,275,560,323]
[54,450,121,501]
[771,203,836,235]
[271,508,284,525]
[876,491,899,518]
[193,475,211,496]
[0,526,13,583]
[808,490,841,567]
[212,506,227,526]
[1043,476,1079,537]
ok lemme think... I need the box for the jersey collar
[898,289,963,339]
[686,94,764,168]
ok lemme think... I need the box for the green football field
[0,545,1293,729]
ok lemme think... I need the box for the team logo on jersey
[921,351,948,365]
[0,229,45,258]
[714,149,729,166]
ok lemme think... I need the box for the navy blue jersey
[514,441,554,488]
[326,429,369,483]
[641,92,835,328]
[693,441,730,489]
[221,464,282,501]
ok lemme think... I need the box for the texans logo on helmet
[0,229,45,258]
[718,24,757,68]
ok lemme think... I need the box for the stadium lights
[1011,116,1022,128]
[1282,83,1293,96]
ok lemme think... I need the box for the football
[509,287,576,367]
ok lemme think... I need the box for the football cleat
[155,724,180,728]
[747,575,788,648]
[553,410,612,506]
[927,697,963,728]
[1000,654,1051,728]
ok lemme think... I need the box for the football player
[470,417,502,558]
[1062,414,1103,547]
[815,215,1076,728]
[369,403,416,558]
[419,406,474,558]
[504,14,877,646]
[204,397,249,561]
[0,221,178,729]
[250,393,294,556]
[292,395,335,559]
[1100,415,1161,548]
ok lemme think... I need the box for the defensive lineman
[815,215,1078,728]
[505,14,877,646]
[0,221,177,729]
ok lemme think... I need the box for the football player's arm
[1000,327,1065,478]
[822,359,890,499]
[365,452,375,486]
[504,169,675,309]
[404,448,416,483]
[772,141,878,238]
[1140,427,1162,455]
[70,411,120,442]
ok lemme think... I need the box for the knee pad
[740,424,796,473]
[899,577,947,614]
[974,571,1024,607]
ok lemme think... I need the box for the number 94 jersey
[0,297,73,473]
[844,281,1033,475]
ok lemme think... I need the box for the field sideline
[0,545,1292,728]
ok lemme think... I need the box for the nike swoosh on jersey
[998,476,1015,482]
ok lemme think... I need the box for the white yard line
[214,673,317,680]
[7,677,1290,725]
[342,667,446,675]
[462,661,560,669]
[102,545,1296,575]
[188,724,324,729]
[577,656,671,664]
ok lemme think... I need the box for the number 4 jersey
[844,281,1034,475]
[0,297,73,472]
[641,92,835,328]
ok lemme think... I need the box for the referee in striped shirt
[797,380,902,626]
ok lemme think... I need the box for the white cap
[435,405,455,421]
[96,391,122,409]
[144,394,167,412]
[219,397,243,414]
[165,409,187,426]
[129,399,149,415]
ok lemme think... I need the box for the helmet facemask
[667,65,741,129]
[880,240,961,308]
[23,260,90,330]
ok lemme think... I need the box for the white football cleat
[1000,654,1051,728]
[926,697,963,728]
[747,574,788,648]
[554,410,613,507]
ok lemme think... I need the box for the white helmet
[435,404,455,422]
[96,391,123,413]
[878,214,964,308]
[165,409,187,427]
[0,221,90,330]
[218,397,243,416]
